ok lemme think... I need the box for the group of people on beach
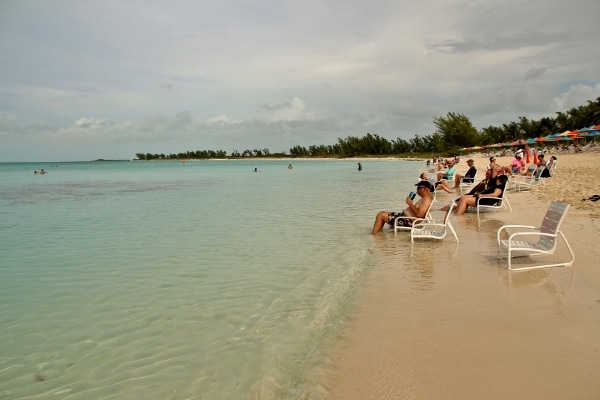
[371,155,534,234]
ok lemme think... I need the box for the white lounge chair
[496,201,575,271]
[458,178,476,194]
[475,186,512,226]
[515,166,545,191]
[410,201,458,242]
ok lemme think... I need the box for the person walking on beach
[371,180,433,234]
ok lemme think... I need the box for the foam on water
[0,159,422,399]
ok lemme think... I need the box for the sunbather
[453,174,509,215]
[453,159,477,189]
[419,172,453,193]
[372,181,434,234]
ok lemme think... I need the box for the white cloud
[0,0,599,161]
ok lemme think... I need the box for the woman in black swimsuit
[454,175,508,215]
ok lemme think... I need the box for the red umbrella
[525,148,531,163]
[533,149,539,164]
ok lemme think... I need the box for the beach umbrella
[526,138,536,144]
[510,139,527,146]
[533,149,539,164]
[525,148,531,163]
[534,136,550,142]
[576,126,596,134]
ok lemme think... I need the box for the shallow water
[0,159,423,399]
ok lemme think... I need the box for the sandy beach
[325,150,600,399]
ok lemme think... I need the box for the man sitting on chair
[372,181,434,234]
[453,159,477,189]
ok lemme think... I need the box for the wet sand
[325,150,600,399]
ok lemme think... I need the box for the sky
[1,0,599,161]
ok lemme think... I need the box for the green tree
[433,112,479,150]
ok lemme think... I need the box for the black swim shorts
[388,211,413,227]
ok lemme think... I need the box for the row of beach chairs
[393,161,574,272]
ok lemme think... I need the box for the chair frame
[496,201,575,271]
[515,166,546,191]
[410,201,458,242]
[476,185,512,226]
[458,178,476,194]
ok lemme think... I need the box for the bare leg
[372,211,392,234]
[455,195,477,215]
[454,174,462,189]
[436,181,453,193]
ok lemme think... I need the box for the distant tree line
[136,97,600,160]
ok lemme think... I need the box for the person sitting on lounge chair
[443,174,509,215]
[541,156,556,177]
[437,162,456,182]
[453,159,477,189]
[372,181,434,234]
[419,172,453,193]
[510,154,525,174]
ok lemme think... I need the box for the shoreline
[324,151,600,399]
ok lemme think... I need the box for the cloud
[260,98,315,122]
[0,0,599,161]
[524,67,546,81]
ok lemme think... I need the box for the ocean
[0,159,423,399]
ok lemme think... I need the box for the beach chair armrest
[497,225,536,241]
[412,220,444,229]
[508,231,559,241]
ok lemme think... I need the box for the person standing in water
[357,162,362,171]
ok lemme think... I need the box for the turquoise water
[0,159,422,399]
